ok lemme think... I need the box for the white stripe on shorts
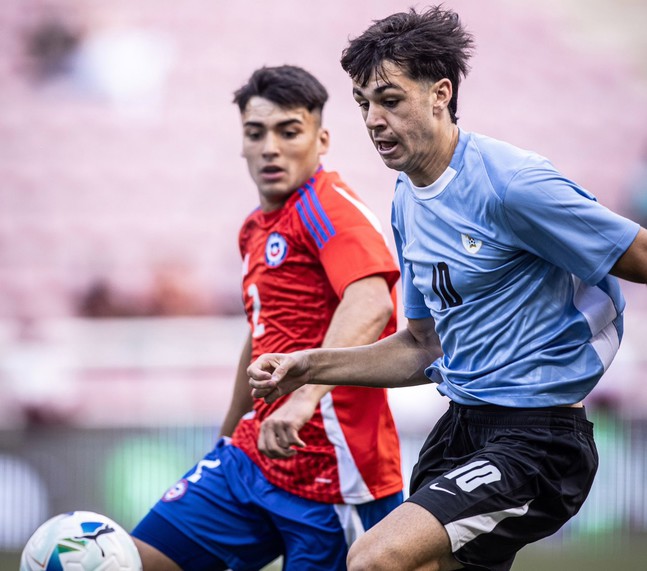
[445,501,531,552]
[333,504,366,547]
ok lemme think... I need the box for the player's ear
[318,127,330,156]
[432,78,453,115]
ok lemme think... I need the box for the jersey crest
[265,232,288,267]
[162,478,189,502]
[461,233,483,255]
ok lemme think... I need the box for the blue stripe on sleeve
[304,183,336,238]
[297,189,330,247]
[296,201,324,248]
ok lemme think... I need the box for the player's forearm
[248,318,441,399]
[305,327,439,388]
[288,383,335,407]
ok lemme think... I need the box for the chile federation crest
[265,232,289,267]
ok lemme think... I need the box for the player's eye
[245,131,262,141]
[383,99,399,109]
[282,130,299,139]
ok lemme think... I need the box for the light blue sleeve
[391,202,429,319]
[502,165,640,285]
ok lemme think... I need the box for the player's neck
[411,124,459,187]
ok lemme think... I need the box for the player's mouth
[375,139,398,156]
[260,165,285,182]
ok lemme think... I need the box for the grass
[6,534,647,570]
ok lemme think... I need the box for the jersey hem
[259,466,404,505]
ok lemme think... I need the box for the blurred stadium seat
[1,0,645,321]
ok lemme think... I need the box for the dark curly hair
[340,6,474,123]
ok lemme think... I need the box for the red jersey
[231,169,403,504]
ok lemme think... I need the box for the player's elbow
[341,276,395,342]
[377,290,395,316]
[369,293,395,333]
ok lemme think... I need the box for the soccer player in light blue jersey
[248,6,647,571]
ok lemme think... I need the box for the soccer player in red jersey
[131,65,404,570]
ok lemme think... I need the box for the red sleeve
[299,172,400,298]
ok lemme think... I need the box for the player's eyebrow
[353,83,403,98]
[243,118,304,129]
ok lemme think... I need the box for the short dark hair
[233,65,329,116]
[340,6,474,123]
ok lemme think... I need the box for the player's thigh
[268,492,348,571]
[269,491,400,571]
[133,510,232,571]
[347,502,461,571]
[133,442,282,571]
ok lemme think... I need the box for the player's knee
[347,536,429,571]
[347,542,387,571]
[347,536,453,571]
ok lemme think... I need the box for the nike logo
[429,482,456,495]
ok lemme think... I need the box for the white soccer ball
[20,511,142,571]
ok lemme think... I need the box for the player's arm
[219,332,254,438]
[249,316,442,403]
[610,226,647,283]
[257,274,394,458]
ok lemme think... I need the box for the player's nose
[261,132,280,157]
[364,104,386,130]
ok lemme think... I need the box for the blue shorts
[132,438,402,571]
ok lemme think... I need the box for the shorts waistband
[449,402,592,435]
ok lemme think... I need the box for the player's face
[241,97,330,212]
[352,61,450,186]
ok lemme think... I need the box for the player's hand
[247,350,311,404]
[257,390,315,459]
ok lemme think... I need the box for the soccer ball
[20,511,142,571]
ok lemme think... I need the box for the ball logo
[162,478,189,502]
[265,232,288,267]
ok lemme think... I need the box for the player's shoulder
[298,169,374,221]
[312,169,362,203]
[239,206,263,230]
[467,131,548,169]
[238,206,264,241]
[463,130,555,195]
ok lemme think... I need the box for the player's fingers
[269,360,297,383]
[271,422,306,451]
[257,426,270,454]
[250,386,281,403]
[250,383,275,397]
[258,426,296,459]
[270,446,297,459]
[285,428,306,449]
[257,425,283,457]
[247,354,284,379]
[249,378,288,403]
[275,430,292,450]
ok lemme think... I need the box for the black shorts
[406,402,598,571]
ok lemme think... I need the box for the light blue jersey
[392,130,640,407]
